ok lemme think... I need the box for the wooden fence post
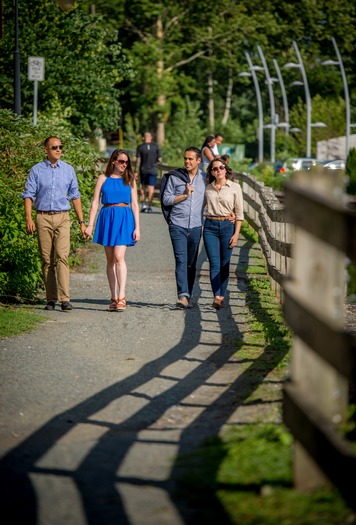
[286,169,348,491]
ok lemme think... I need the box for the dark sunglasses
[116,159,128,165]
[51,145,63,150]
[212,165,225,172]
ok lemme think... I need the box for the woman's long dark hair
[206,158,233,184]
[105,149,134,186]
[201,135,215,150]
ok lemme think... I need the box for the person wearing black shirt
[134,132,162,213]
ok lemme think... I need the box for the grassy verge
[174,223,354,524]
[0,306,46,338]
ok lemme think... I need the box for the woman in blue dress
[84,149,140,311]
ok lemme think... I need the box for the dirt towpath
[0,208,279,525]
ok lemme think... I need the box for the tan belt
[103,203,129,207]
[37,210,66,215]
[206,215,234,221]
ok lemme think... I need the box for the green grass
[172,222,354,523]
[0,306,46,338]
[175,424,352,524]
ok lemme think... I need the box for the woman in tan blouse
[203,158,244,309]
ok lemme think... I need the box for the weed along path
[0,208,290,525]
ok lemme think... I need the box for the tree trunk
[222,68,233,126]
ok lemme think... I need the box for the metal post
[293,41,311,157]
[273,59,289,135]
[14,0,21,115]
[258,45,275,163]
[331,37,350,159]
[246,52,264,163]
[33,80,38,126]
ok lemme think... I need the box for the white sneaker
[141,203,147,212]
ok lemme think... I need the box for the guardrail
[157,164,356,509]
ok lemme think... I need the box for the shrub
[346,147,356,195]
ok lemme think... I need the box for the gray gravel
[0,208,278,525]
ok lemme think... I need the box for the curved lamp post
[238,52,264,163]
[257,45,276,163]
[284,41,312,157]
[322,37,353,159]
[273,58,289,135]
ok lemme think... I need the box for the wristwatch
[78,220,85,225]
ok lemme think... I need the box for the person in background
[161,147,206,309]
[84,149,140,312]
[200,135,216,171]
[203,157,244,309]
[212,133,224,157]
[134,132,162,213]
[221,153,230,164]
[21,136,86,312]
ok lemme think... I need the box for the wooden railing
[158,164,356,509]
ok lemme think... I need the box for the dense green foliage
[1,0,355,161]
[0,109,100,302]
[346,147,356,195]
[0,1,133,136]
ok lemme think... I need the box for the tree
[0,1,133,136]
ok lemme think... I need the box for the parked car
[318,159,346,170]
[276,157,318,176]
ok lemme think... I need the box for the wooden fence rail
[157,165,356,509]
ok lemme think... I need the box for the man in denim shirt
[21,136,86,311]
[161,147,206,309]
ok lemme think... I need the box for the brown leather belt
[37,210,66,215]
[206,215,234,221]
[103,203,129,207]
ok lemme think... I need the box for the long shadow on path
[0,235,289,524]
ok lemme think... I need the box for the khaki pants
[36,212,71,302]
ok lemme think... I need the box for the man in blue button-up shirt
[161,146,206,309]
[21,136,86,311]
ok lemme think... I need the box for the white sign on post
[28,57,45,81]
[28,57,45,126]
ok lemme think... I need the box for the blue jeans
[203,218,234,297]
[169,224,202,298]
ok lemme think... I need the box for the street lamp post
[257,45,276,163]
[273,59,289,135]
[239,52,264,163]
[322,37,352,159]
[14,0,21,115]
[284,40,312,157]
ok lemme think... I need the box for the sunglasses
[116,159,128,165]
[212,165,225,172]
[50,145,63,150]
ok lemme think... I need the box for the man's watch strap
[78,220,85,225]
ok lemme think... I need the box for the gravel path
[0,209,282,525]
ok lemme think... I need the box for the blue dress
[93,176,136,247]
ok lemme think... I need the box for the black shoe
[61,301,73,311]
[45,301,56,311]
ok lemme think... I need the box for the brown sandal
[109,299,118,311]
[117,297,126,311]
[212,297,224,309]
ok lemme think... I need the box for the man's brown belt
[36,210,66,215]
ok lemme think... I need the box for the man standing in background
[134,132,162,213]
[212,133,224,157]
